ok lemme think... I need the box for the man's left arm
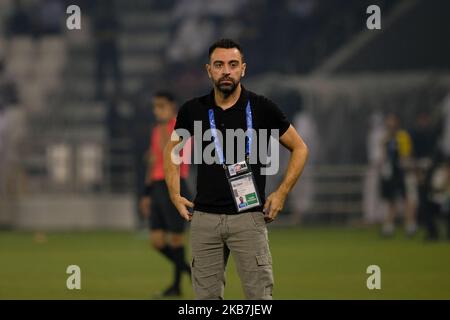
[263,125,309,222]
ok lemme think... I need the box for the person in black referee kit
[164,39,309,300]
[140,91,191,297]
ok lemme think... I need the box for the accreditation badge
[225,160,262,212]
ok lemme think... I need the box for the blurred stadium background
[0,0,449,299]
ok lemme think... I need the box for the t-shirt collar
[208,85,248,111]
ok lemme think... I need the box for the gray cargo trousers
[190,210,274,300]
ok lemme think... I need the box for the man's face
[206,48,246,95]
[152,97,175,123]
[385,114,399,133]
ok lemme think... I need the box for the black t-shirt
[174,86,290,214]
[410,128,438,159]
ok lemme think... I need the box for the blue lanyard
[208,101,253,166]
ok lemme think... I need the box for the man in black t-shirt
[164,39,309,300]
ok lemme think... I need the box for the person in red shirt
[140,91,191,297]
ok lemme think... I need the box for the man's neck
[214,84,242,110]
[157,115,175,126]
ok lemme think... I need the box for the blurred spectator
[363,111,387,224]
[420,93,450,240]
[422,156,450,241]
[92,0,122,101]
[410,112,439,227]
[139,90,191,297]
[380,112,417,237]
[411,111,439,161]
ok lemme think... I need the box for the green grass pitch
[1,227,449,299]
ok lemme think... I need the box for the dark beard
[215,78,239,96]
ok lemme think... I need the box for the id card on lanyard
[209,101,262,213]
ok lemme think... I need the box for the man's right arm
[164,138,194,221]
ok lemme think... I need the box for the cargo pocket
[241,253,274,299]
[256,254,273,299]
[191,255,221,299]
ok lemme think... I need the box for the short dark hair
[153,90,175,103]
[208,38,244,61]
